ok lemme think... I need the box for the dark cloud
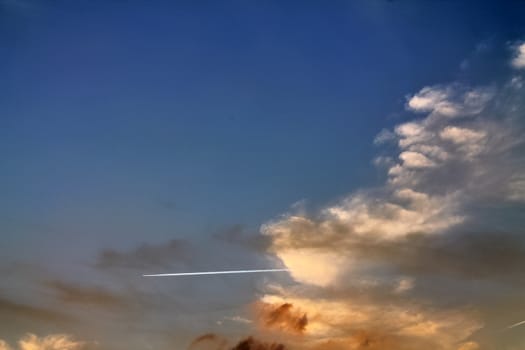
[187,334,286,350]
[255,303,307,334]
[188,333,228,350]
[0,295,73,324]
[45,280,128,309]
[230,337,286,350]
[96,239,190,269]
[351,230,525,283]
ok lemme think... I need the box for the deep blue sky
[1,0,524,259]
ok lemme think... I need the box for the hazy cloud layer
[96,239,190,270]
[0,296,73,325]
[45,281,128,309]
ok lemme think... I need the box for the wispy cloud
[45,280,128,309]
[96,239,190,270]
[0,296,73,324]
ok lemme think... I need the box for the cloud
[457,342,480,350]
[0,340,12,350]
[188,335,285,350]
[230,337,286,350]
[0,334,87,350]
[254,302,307,334]
[96,239,190,269]
[45,280,128,309]
[188,333,228,350]
[406,85,493,118]
[257,49,525,350]
[255,294,480,350]
[511,42,525,69]
[0,296,73,324]
[399,151,436,168]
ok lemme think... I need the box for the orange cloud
[0,334,87,350]
[255,302,308,334]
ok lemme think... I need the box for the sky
[1,1,525,349]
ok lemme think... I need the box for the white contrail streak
[142,268,289,277]
[508,320,525,329]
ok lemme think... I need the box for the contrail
[508,320,525,329]
[143,268,289,277]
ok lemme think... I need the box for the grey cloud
[45,280,129,309]
[96,239,190,270]
[0,295,74,324]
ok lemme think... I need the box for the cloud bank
[247,42,525,350]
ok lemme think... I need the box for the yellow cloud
[0,334,86,350]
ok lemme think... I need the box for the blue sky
[2,1,525,350]
[2,0,523,255]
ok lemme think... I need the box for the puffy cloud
[511,42,525,69]
[258,54,525,350]
[406,85,493,118]
[257,294,481,350]
[263,77,525,291]
[262,189,463,286]
[0,334,86,350]
[399,151,436,168]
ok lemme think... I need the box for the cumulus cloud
[511,42,525,69]
[406,85,494,118]
[256,49,525,350]
[257,294,480,350]
[0,334,86,350]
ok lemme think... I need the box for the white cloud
[406,86,493,119]
[511,43,525,69]
[394,277,415,294]
[407,86,451,113]
[259,47,525,350]
[399,151,436,168]
[440,126,486,144]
